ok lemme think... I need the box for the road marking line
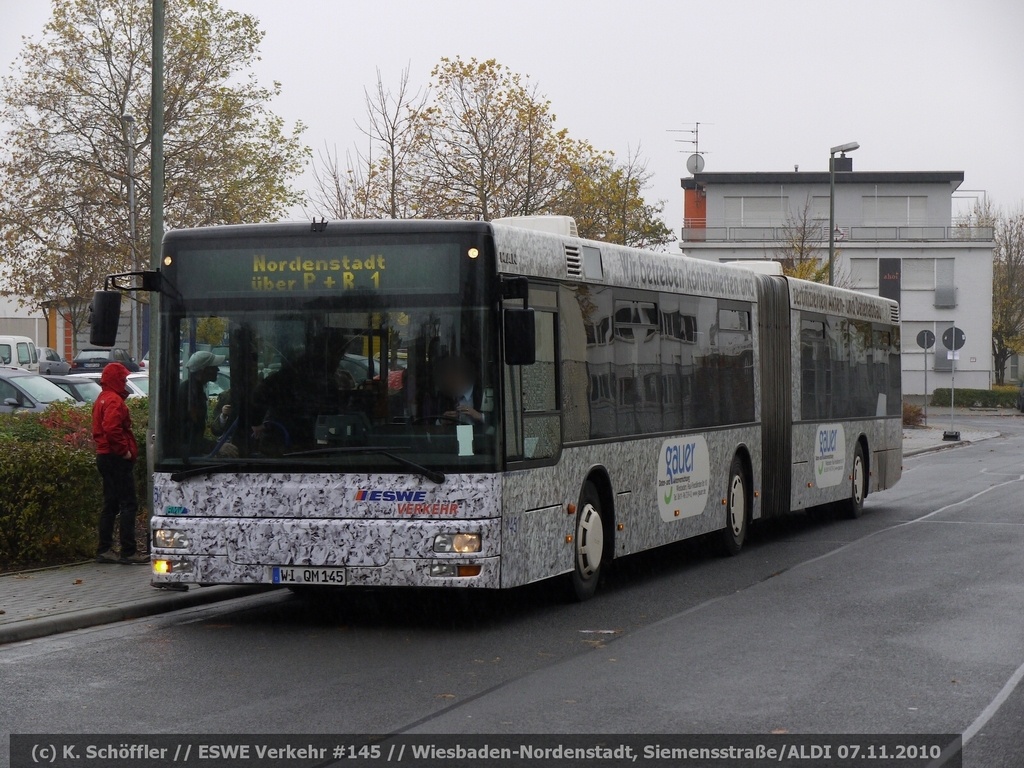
[961,656,1024,745]
[912,474,1024,523]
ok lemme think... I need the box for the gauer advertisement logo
[657,436,710,522]
[814,423,846,488]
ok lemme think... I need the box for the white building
[0,294,135,360]
[0,295,49,348]
[679,167,996,395]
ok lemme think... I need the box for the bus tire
[843,442,867,519]
[718,455,749,556]
[569,482,605,602]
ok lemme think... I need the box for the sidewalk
[0,411,1010,646]
[901,406,1008,456]
[0,562,266,645]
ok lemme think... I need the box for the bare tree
[360,65,427,219]
[307,66,426,221]
[306,143,372,220]
[772,195,829,281]
[991,206,1024,384]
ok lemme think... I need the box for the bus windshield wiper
[169,461,254,482]
[283,446,445,484]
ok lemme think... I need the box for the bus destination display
[174,243,460,296]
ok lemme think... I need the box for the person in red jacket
[92,362,146,564]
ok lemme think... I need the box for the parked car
[1018,381,1024,413]
[0,335,39,371]
[69,347,140,374]
[0,367,77,413]
[127,372,149,396]
[38,346,71,375]
[44,374,103,403]
[77,372,148,399]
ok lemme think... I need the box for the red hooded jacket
[92,362,139,460]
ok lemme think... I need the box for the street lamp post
[828,141,859,286]
[122,114,139,360]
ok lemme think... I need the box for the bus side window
[505,286,560,462]
[521,309,559,460]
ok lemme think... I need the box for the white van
[0,335,39,371]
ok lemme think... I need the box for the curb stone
[0,584,265,645]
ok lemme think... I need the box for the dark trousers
[96,453,139,557]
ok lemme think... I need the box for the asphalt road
[2,415,1022,767]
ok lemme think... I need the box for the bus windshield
[155,230,500,475]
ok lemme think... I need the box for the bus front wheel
[843,443,867,519]
[569,482,605,601]
[718,455,749,556]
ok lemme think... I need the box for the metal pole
[151,0,164,273]
[122,115,138,359]
[949,348,956,435]
[828,152,835,286]
[923,347,928,425]
[147,0,165,532]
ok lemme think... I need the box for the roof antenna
[669,121,710,174]
[311,218,327,232]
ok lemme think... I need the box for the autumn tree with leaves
[991,207,1024,385]
[408,57,580,220]
[561,146,673,248]
[0,0,307,348]
[953,199,1024,385]
[307,57,674,249]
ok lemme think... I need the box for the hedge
[929,386,1018,408]
[0,400,149,570]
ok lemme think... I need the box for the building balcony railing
[680,221,995,243]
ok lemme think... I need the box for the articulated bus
[142,217,901,599]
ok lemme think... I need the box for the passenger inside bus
[178,351,237,457]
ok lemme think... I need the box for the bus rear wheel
[569,482,605,602]
[842,443,867,519]
[718,455,749,556]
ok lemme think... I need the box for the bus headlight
[433,533,481,554]
[153,559,193,575]
[153,529,191,549]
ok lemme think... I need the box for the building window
[811,196,831,221]
[934,259,956,307]
[902,258,935,289]
[862,195,927,226]
[849,258,878,289]
[724,196,789,227]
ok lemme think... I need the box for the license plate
[271,566,346,586]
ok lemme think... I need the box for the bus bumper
[149,516,502,590]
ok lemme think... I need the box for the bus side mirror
[89,290,122,347]
[503,308,536,366]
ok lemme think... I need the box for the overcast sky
[2,0,1022,237]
